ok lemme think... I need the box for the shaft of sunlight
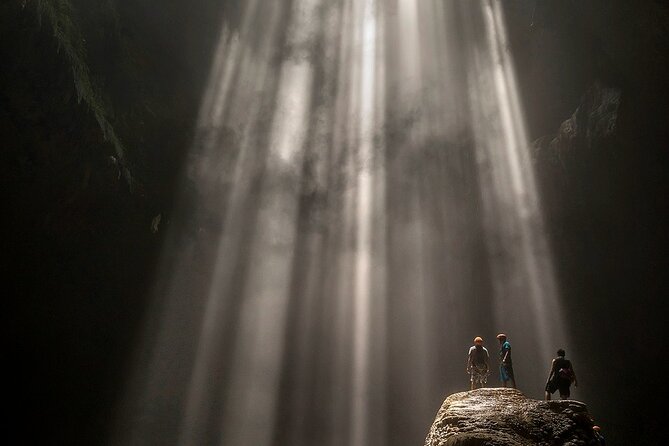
[462,0,567,383]
[113,2,569,445]
[351,1,379,445]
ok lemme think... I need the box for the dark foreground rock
[424,388,600,446]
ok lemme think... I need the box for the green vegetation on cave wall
[34,0,135,187]
[2,0,224,214]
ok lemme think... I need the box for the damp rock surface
[424,388,600,446]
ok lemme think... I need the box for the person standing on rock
[544,348,578,400]
[467,336,490,390]
[593,425,606,445]
[496,333,516,388]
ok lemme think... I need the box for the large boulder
[424,388,600,446]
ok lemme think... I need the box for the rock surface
[533,82,621,169]
[424,388,600,446]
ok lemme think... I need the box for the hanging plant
[28,0,136,191]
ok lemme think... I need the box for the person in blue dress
[496,333,516,388]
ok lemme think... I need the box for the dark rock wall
[503,2,668,443]
[2,1,225,443]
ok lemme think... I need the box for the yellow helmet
[474,336,483,344]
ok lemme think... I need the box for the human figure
[467,336,490,390]
[496,333,516,388]
[593,425,606,445]
[544,348,578,400]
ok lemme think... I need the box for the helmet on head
[496,333,507,340]
[474,336,483,344]
[593,425,601,432]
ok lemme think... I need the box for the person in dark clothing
[593,425,606,445]
[545,348,578,400]
[467,336,490,390]
[496,333,516,388]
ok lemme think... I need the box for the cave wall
[503,1,668,443]
[2,1,225,443]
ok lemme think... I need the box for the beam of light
[460,0,568,390]
[210,48,314,446]
[180,2,319,444]
[177,6,294,445]
[112,1,569,445]
[396,0,421,95]
[350,1,383,445]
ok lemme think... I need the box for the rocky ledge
[424,388,600,446]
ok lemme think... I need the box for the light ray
[461,0,567,389]
[351,1,380,444]
[113,2,569,445]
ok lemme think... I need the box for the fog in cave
[3,1,667,445]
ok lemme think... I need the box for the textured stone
[424,388,600,446]
[533,82,621,168]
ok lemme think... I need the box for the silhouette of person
[545,348,578,400]
[593,425,606,445]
